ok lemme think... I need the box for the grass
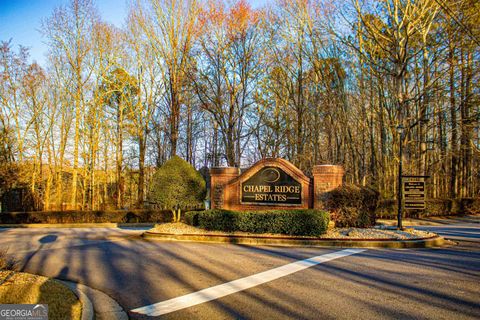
[0,249,18,271]
[0,271,82,320]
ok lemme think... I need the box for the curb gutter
[59,280,128,320]
[143,232,446,248]
[58,280,94,320]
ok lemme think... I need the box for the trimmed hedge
[375,197,480,218]
[0,209,173,224]
[425,199,452,216]
[458,198,480,215]
[319,185,379,228]
[375,199,397,219]
[184,209,330,236]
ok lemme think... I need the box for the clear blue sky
[0,0,128,67]
[0,0,268,68]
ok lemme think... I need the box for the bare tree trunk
[449,39,458,198]
[116,106,124,209]
[213,121,219,166]
[186,102,193,164]
[137,134,146,208]
[419,42,430,176]
[461,49,473,197]
[169,82,180,157]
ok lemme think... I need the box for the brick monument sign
[210,158,344,210]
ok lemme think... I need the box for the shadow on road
[12,225,480,320]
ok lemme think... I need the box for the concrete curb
[58,280,94,320]
[0,223,155,228]
[59,280,128,320]
[0,273,94,320]
[143,232,446,248]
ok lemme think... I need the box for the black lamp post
[396,124,405,230]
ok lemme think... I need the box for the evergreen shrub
[375,199,397,219]
[184,209,329,236]
[425,199,452,216]
[459,197,480,215]
[0,209,173,224]
[148,156,206,222]
[320,185,379,227]
[375,197,480,219]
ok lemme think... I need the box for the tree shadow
[14,229,480,320]
[36,265,81,320]
[21,234,59,272]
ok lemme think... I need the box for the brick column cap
[312,165,344,175]
[210,167,240,175]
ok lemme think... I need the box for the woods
[0,0,479,212]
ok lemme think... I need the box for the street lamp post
[397,125,405,230]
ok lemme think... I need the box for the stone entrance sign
[210,158,344,211]
[241,166,302,205]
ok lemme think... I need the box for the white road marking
[131,248,366,316]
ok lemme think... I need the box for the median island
[150,222,435,240]
[143,158,445,248]
[143,209,444,248]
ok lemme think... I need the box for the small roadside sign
[403,176,426,210]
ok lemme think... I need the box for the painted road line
[131,248,366,316]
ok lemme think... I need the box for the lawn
[0,271,82,320]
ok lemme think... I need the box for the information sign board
[403,176,426,210]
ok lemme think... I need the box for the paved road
[0,221,479,319]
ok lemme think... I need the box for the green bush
[376,199,454,218]
[375,199,397,219]
[319,185,379,227]
[375,197,480,219]
[0,209,172,224]
[148,156,206,222]
[459,197,480,215]
[425,199,452,216]
[184,209,329,236]
[450,198,464,215]
[424,197,480,216]
[376,200,425,219]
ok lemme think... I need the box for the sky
[0,0,130,67]
[0,0,268,68]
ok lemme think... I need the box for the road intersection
[0,219,479,319]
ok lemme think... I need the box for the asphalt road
[0,221,479,319]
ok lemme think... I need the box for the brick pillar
[312,165,344,209]
[210,167,240,209]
